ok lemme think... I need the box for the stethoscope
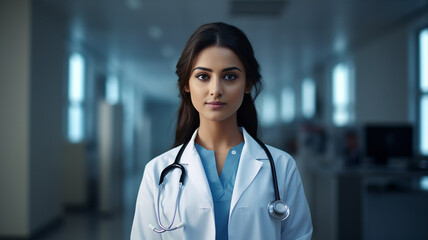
[149,138,290,233]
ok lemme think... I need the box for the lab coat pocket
[231,204,280,240]
[233,206,249,219]
[230,207,251,239]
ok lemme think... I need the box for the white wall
[29,2,66,234]
[304,11,428,240]
[310,14,428,126]
[0,0,65,237]
[0,0,31,236]
[354,26,409,124]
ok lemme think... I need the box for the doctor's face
[186,46,249,124]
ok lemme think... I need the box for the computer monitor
[364,124,413,165]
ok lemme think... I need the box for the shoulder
[265,144,293,161]
[242,128,296,170]
[264,144,298,172]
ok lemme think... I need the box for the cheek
[188,85,204,109]
[234,81,247,97]
[229,85,247,106]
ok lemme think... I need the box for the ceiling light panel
[230,0,289,16]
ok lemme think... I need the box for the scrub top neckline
[195,141,244,175]
[194,141,244,198]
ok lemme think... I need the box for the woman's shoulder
[244,128,295,166]
[262,144,297,171]
[265,144,293,160]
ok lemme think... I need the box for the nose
[209,76,223,97]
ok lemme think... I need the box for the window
[106,74,119,105]
[420,176,428,191]
[67,52,85,143]
[332,63,354,126]
[260,93,277,126]
[419,28,428,155]
[281,87,295,123]
[302,78,316,119]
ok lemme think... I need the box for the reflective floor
[33,174,141,240]
[33,210,133,240]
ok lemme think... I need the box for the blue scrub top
[195,142,244,240]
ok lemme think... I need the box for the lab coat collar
[179,128,199,165]
[230,128,264,212]
[178,127,266,211]
[180,129,214,207]
[179,127,265,162]
[241,127,268,160]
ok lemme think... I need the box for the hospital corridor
[2,0,428,239]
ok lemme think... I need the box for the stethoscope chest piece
[268,200,290,220]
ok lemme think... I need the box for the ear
[184,85,190,93]
[245,83,252,94]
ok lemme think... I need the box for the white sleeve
[281,159,313,240]
[130,165,162,240]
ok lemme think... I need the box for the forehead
[193,46,245,69]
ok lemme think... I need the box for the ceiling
[38,0,428,101]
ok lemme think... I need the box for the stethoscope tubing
[151,137,289,233]
[151,141,188,233]
[253,138,281,201]
[152,183,184,233]
[159,141,188,185]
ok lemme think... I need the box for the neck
[196,116,243,150]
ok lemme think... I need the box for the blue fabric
[195,141,244,240]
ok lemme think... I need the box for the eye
[196,73,209,81]
[224,73,237,81]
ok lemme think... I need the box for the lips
[206,101,225,109]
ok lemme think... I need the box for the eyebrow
[192,66,242,72]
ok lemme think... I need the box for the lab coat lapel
[180,129,214,208]
[230,129,264,212]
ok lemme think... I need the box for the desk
[308,163,428,240]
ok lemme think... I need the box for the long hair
[174,22,262,147]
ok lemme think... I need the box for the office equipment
[364,124,413,165]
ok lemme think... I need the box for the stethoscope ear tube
[159,141,189,185]
[152,182,185,233]
[159,163,185,185]
[151,142,189,233]
[254,138,280,201]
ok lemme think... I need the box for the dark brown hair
[174,22,262,146]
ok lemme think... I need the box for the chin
[201,113,236,123]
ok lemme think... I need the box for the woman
[131,22,312,240]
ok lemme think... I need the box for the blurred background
[1,0,428,239]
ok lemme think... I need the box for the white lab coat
[131,128,313,240]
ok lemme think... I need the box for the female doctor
[131,22,313,240]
